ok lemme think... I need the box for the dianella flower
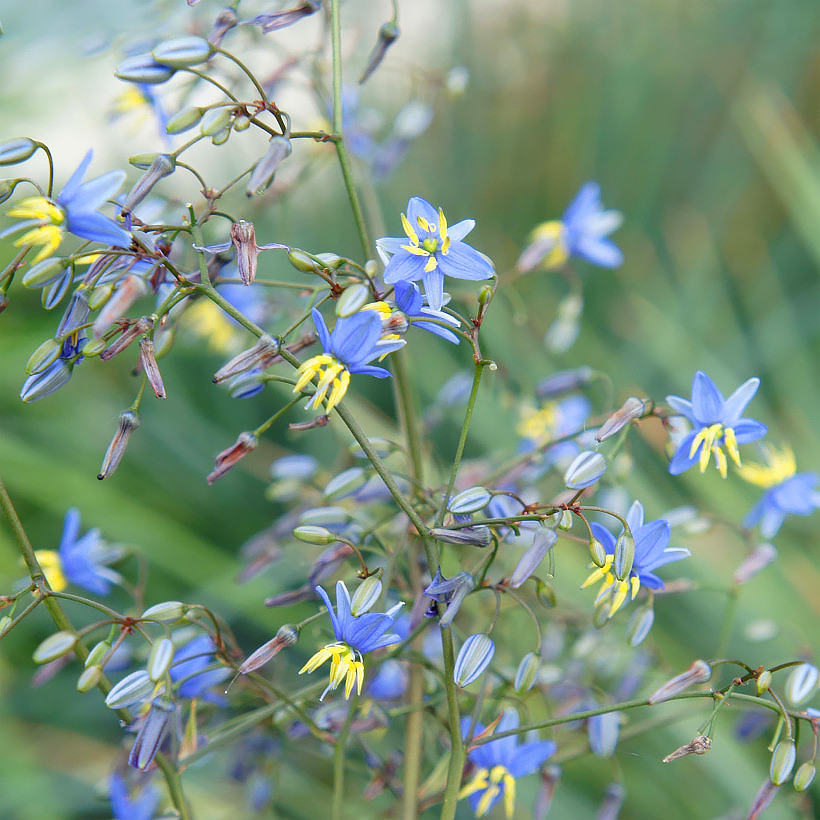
[4,149,130,262]
[377,196,494,311]
[738,444,820,537]
[299,581,403,700]
[666,371,767,478]
[292,308,405,415]
[459,709,556,819]
[581,501,689,618]
[392,280,461,344]
[109,773,160,820]
[516,181,623,272]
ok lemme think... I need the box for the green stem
[332,691,359,820]
[439,628,464,820]
[155,752,193,820]
[716,585,740,658]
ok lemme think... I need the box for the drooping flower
[109,773,160,820]
[738,444,820,537]
[377,196,494,311]
[299,580,403,700]
[516,181,623,272]
[459,709,556,819]
[393,280,461,344]
[666,371,767,478]
[4,150,130,263]
[292,308,405,415]
[581,500,689,618]
[34,507,121,595]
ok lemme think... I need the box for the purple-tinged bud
[350,577,382,616]
[293,525,337,545]
[626,603,654,647]
[454,633,495,687]
[141,601,185,622]
[785,663,818,706]
[245,0,321,33]
[129,153,161,169]
[165,106,206,135]
[756,670,772,696]
[240,624,300,674]
[98,410,140,480]
[20,359,72,402]
[209,7,239,45]
[0,137,37,165]
[21,257,66,288]
[596,397,648,442]
[588,711,620,758]
[265,585,315,608]
[359,21,399,84]
[448,486,492,515]
[247,136,292,197]
[105,670,155,709]
[152,36,214,68]
[123,154,175,212]
[289,415,329,431]
[84,641,111,669]
[129,698,175,770]
[76,665,102,692]
[25,338,62,375]
[734,543,778,585]
[536,366,594,399]
[596,783,626,820]
[138,337,166,399]
[93,275,149,337]
[514,651,541,693]
[147,637,174,681]
[116,54,176,85]
[794,762,816,791]
[213,334,280,384]
[32,631,77,664]
[56,289,90,337]
[769,739,796,785]
[747,777,779,820]
[438,575,476,627]
[336,284,370,318]
[509,527,558,588]
[431,525,492,547]
[207,431,257,484]
[200,108,233,137]
[648,660,712,704]
[590,538,607,568]
[662,734,711,763]
[100,317,153,360]
[612,531,635,581]
[564,450,606,490]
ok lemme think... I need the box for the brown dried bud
[662,734,712,763]
[596,397,649,442]
[289,415,329,431]
[648,660,712,704]
[207,431,257,484]
[239,624,299,674]
[100,317,154,360]
[98,410,140,479]
[231,220,258,285]
[213,334,280,383]
[138,337,166,399]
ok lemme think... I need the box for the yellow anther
[423,255,438,273]
[401,213,419,246]
[630,575,640,600]
[438,208,448,241]
[582,556,613,590]
[476,784,500,817]
[184,300,236,351]
[14,224,64,263]
[293,353,334,392]
[738,445,796,488]
[401,243,430,257]
[502,771,516,819]
[724,426,741,468]
[33,549,67,592]
[8,196,65,224]
[325,369,350,414]
[361,301,393,321]
[714,446,728,479]
[608,579,629,617]
[530,220,570,269]
[593,573,616,607]
[416,215,430,232]
[459,769,489,799]
[517,403,559,443]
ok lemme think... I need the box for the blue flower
[393,281,461,344]
[738,445,820,537]
[5,150,130,263]
[292,308,405,414]
[377,196,494,311]
[34,507,119,595]
[299,580,403,700]
[666,371,767,478]
[460,709,556,818]
[582,501,690,618]
[517,182,623,271]
[170,635,230,700]
[109,773,160,820]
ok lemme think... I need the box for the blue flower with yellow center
[666,371,767,478]
[739,444,820,537]
[4,150,130,263]
[581,501,689,618]
[517,181,623,271]
[377,196,494,311]
[299,581,403,700]
[293,308,405,415]
[460,709,556,819]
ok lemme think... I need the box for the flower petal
[58,150,94,204]
[668,432,699,475]
[722,377,760,425]
[315,584,342,641]
[448,218,475,242]
[572,235,623,268]
[691,371,725,424]
[383,249,424,285]
[406,196,439,228]
[438,242,495,281]
[665,395,696,423]
[732,419,767,444]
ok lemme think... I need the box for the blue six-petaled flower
[109,773,160,820]
[376,196,494,311]
[581,500,690,618]
[299,580,403,700]
[666,371,767,478]
[293,308,405,414]
[459,709,556,819]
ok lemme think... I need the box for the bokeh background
[2,0,820,817]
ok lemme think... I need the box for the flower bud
[233,114,251,131]
[287,250,316,272]
[213,124,231,144]
[596,397,648,442]
[514,651,541,693]
[448,486,491,515]
[626,603,654,647]
[206,431,257,484]
[293,525,337,545]
[509,527,557,588]
[240,624,300,674]
[140,601,185,623]
[138,337,166,399]
[298,506,350,528]
[213,334,280,384]
[596,783,625,820]
[200,108,233,136]
[769,739,796,785]
[536,367,593,399]
[612,531,635,581]
[564,450,606,490]
[85,640,111,669]
[756,670,772,696]
[350,577,382,616]
[747,778,778,820]
[316,252,344,270]
[105,670,155,709]
[588,711,620,758]
[324,467,367,500]
[785,663,818,706]
[648,660,712,704]
[129,153,161,169]
[0,137,37,165]
[93,274,149,337]
[21,258,66,288]
[116,54,176,84]
[56,289,90,337]
[733,543,778,585]
[794,762,816,791]
[97,410,140,480]
[589,537,607,567]
[147,637,174,682]
[454,633,495,687]
[165,106,205,134]
[558,510,573,531]
[336,284,370,318]
[152,36,214,67]
[359,21,399,83]
[0,616,11,637]
[25,338,62,375]
[20,359,72,402]
[122,154,175,212]
[431,525,492,547]
[76,665,103,692]
[100,317,153,360]
[129,698,175,770]
[246,136,292,197]
[209,6,239,45]
[32,631,77,663]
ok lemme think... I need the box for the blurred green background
[2,0,820,817]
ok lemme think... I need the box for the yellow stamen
[423,255,438,273]
[608,579,629,617]
[8,196,65,223]
[724,427,741,468]
[517,402,559,443]
[529,220,570,269]
[416,215,430,232]
[401,243,430,257]
[476,785,500,817]
[401,213,419,246]
[630,575,640,600]
[14,224,64,263]
[33,549,67,592]
[325,370,350,415]
[714,446,728,479]
[459,769,489,800]
[738,444,796,488]
[438,208,450,255]
[502,771,516,819]
[581,556,613,589]
[361,301,393,321]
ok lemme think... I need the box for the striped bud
[509,527,557,588]
[152,36,214,67]
[32,631,77,663]
[324,467,366,500]
[448,486,492,515]
[21,258,66,288]
[589,538,607,567]
[756,670,772,696]
[596,397,647,443]
[335,284,370,318]
[0,137,37,165]
[785,663,818,706]
[200,108,233,136]
[558,510,573,531]
[613,531,635,581]
[514,651,541,693]
[769,740,796,786]
[588,711,620,758]
[293,525,337,545]
[454,633,495,687]
[298,506,350,528]
[626,604,654,647]
[794,762,816,792]
[350,577,382,616]
[246,136,292,196]
[77,666,102,692]
[116,54,176,84]
[105,670,155,709]
[165,106,205,134]
[84,640,111,669]
[123,154,175,212]
[564,450,606,490]
[141,601,185,622]
[431,526,492,547]
[147,637,174,682]
[25,338,62,375]
[98,410,140,480]
[287,250,316,272]
[648,660,712,704]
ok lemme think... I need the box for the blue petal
[422,267,445,311]
[334,580,352,630]
[665,394,696,424]
[65,211,131,247]
[722,378,760,426]
[590,522,616,553]
[760,507,787,539]
[573,235,623,268]
[59,508,82,554]
[393,280,423,314]
[311,307,331,352]
[383,249,424,284]
[331,311,382,366]
[562,182,601,231]
[639,572,665,590]
[668,433,699,475]
[413,320,460,344]
[625,501,644,533]
[691,371,725,424]
[438,242,495,281]
[315,585,342,641]
[61,551,111,595]
[733,419,767,444]
[350,363,392,378]
[509,740,557,778]
[634,520,670,566]
[447,218,475,242]
[742,497,769,531]
[483,709,520,768]
[645,547,690,571]
[58,150,94,204]
[406,196,438,228]
[67,170,126,212]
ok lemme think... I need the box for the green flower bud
[200,108,233,136]
[785,663,818,706]
[211,125,231,145]
[0,179,16,204]
[324,467,366,500]
[448,486,492,515]
[88,282,114,310]
[298,506,350,528]
[794,762,816,792]
[589,537,607,567]
[105,670,154,709]
[293,525,337,545]
[233,114,251,131]
[769,740,796,786]
[33,631,77,663]
[287,250,317,272]
[81,338,107,357]
[431,526,492,547]
[0,615,12,637]
[558,510,573,531]
[77,665,102,692]
[454,633,494,687]
[477,284,493,307]
[165,106,206,134]
[152,36,214,67]
[756,670,772,696]
[25,338,62,375]
[335,283,370,318]
[84,640,111,669]
[613,531,635,581]
[141,601,186,622]
[514,651,541,692]
[246,136,292,196]
[0,137,37,165]
[21,258,66,288]
[129,153,161,170]
[147,637,174,681]
[350,577,382,616]
[564,450,606,490]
